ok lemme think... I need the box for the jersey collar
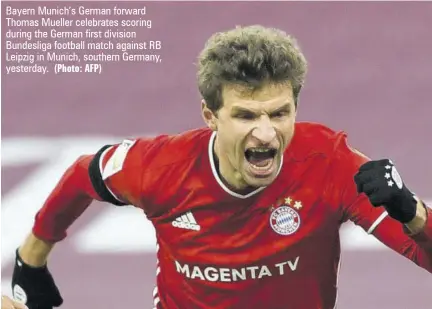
[207,131,283,199]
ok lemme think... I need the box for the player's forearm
[405,200,432,251]
[30,155,99,243]
[405,200,428,235]
[18,233,54,267]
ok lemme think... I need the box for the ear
[201,99,218,131]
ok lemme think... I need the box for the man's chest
[152,179,341,270]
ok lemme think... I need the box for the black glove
[11,249,63,309]
[354,159,417,223]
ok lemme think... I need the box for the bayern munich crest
[270,205,301,235]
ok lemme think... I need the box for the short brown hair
[197,25,308,113]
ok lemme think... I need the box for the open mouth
[244,147,278,176]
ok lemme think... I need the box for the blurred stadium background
[2,1,431,308]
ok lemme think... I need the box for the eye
[235,112,256,120]
[271,111,289,118]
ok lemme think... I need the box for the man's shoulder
[132,127,212,167]
[101,127,211,179]
[288,122,351,160]
[98,127,213,211]
[294,121,342,143]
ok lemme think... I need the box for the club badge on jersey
[269,197,303,235]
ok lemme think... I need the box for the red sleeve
[336,133,432,273]
[373,205,432,268]
[32,135,169,243]
[90,139,144,206]
[32,154,102,242]
[94,136,170,209]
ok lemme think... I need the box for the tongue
[249,157,273,167]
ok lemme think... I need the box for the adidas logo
[172,212,201,231]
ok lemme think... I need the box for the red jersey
[32,122,432,309]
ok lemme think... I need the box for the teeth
[249,148,272,153]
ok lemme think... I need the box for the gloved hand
[11,249,63,309]
[354,159,418,223]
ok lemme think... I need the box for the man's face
[203,82,297,190]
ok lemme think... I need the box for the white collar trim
[208,131,283,199]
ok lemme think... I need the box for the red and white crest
[269,206,301,236]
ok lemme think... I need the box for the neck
[213,135,257,195]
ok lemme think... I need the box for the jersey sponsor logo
[270,205,300,236]
[172,212,201,231]
[175,257,300,282]
[102,139,136,180]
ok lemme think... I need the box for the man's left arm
[335,135,432,273]
[353,159,432,251]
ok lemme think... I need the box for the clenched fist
[354,159,418,223]
[11,249,63,309]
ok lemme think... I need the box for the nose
[251,117,276,144]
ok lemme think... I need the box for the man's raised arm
[335,135,432,273]
[351,159,432,271]
[18,154,100,267]
[11,138,146,308]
